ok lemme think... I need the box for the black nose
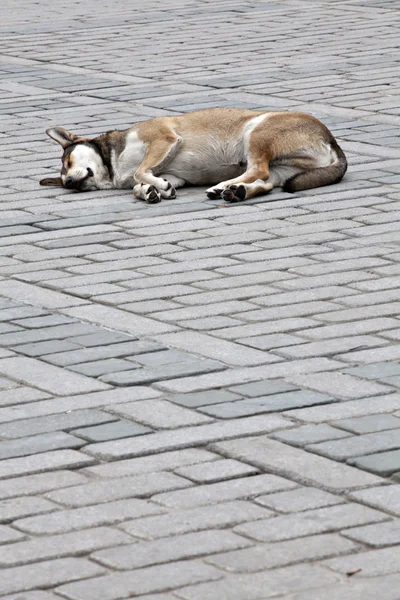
[87,168,94,177]
[64,176,74,189]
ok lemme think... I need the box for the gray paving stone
[92,529,252,570]
[0,356,110,395]
[0,450,96,480]
[233,503,389,542]
[69,358,138,377]
[174,564,339,600]
[15,498,165,535]
[56,560,222,600]
[154,332,272,366]
[0,470,87,500]
[205,533,358,573]
[45,472,192,507]
[0,558,105,596]
[228,380,298,397]
[198,390,335,419]
[83,448,218,479]
[0,525,26,543]
[0,431,85,460]
[153,473,297,509]
[0,409,119,439]
[12,339,81,357]
[0,387,161,424]
[0,496,58,523]
[333,413,400,434]
[0,527,133,567]
[308,429,400,461]
[349,486,400,516]
[349,450,400,476]
[286,394,400,424]
[270,424,351,447]
[109,399,212,429]
[0,281,88,309]
[133,349,200,366]
[68,331,137,347]
[271,574,400,600]
[119,500,272,540]
[44,339,164,366]
[71,420,152,442]
[254,486,344,513]
[212,436,384,493]
[322,546,400,577]
[343,519,400,548]
[63,304,178,336]
[174,459,259,483]
[100,359,226,386]
[84,414,291,460]
[167,390,241,408]
[155,358,343,393]
[284,372,393,400]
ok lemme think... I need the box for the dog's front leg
[133,135,182,203]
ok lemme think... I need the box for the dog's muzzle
[64,168,93,191]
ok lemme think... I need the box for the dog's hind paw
[206,187,223,200]
[221,184,247,202]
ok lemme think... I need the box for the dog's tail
[282,139,347,193]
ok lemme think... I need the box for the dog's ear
[46,127,81,148]
[39,177,63,187]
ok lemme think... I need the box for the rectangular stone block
[0,470,87,500]
[175,459,259,483]
[0,526,132,567]
[92,529,251,570]
[0,558,105,596]
[255,486,343,513]
[0,409,119,439]
[0,450,96,480]
[56,560,222,600]
[206,533,358,573]
[109,399,212,428]
[15,498,165,535]
[233,502,388,542]
[154,331,272,366]
[153,473,297,509]
[284,371,392,400]
[119,500,272,540]
[308,429,400,461]
[83,448,218,480]
[71,420,152,442]
[350,450,400,476]
[0,431,85,460]
[45,471,192,507]
[321,546,400,577]
[350,485,400,516]
[0,356,110,395]
[211,435,384,493]
[84,414,292,460]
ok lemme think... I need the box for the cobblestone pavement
[1,0,400,598]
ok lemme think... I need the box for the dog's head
[40,128,110,191]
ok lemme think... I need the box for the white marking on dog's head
[60,142,111,192]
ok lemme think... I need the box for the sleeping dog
[40,108,347,203]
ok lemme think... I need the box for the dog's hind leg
[220,180,274,203]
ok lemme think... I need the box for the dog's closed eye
[40,177,63,187]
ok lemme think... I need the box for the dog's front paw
[221,184,247,203]
[160,181,176,199]
[134,183,162,204]
[206,186,223,200]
